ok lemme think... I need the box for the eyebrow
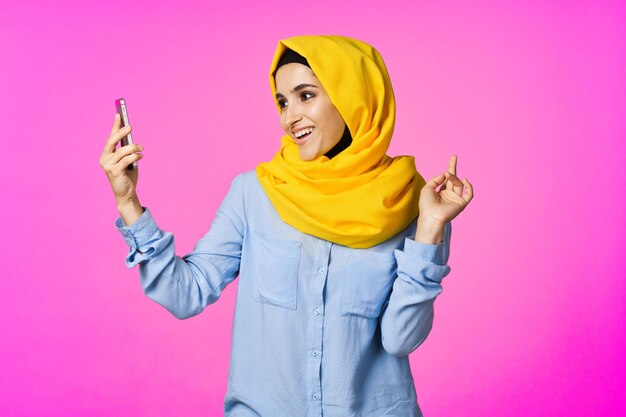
[275,83,319,99]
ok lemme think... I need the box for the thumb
[425,173,446,190]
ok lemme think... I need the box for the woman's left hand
[418,155,473,227]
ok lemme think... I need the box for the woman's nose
[283,104,302,127]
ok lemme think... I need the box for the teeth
[295,127,314,138]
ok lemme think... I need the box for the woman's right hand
[99,113,144,204]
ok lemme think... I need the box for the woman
[99,35,473,417]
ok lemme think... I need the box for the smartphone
[115,98,137,171]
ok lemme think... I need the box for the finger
[110,113,121,136]
[426,173,446,190]
[446,155,457,189]
[104,124,132,154]
[462,178,473,204]
[444,172,464,195]
[448,154,457,176]
[114,152,143,174]
[444,192,468,206]
[103,142,143,167]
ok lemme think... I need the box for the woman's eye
[277,93,313,109]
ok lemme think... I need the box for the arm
[115,174,247,319]
[380,153,472,356]
[380,221,452,356]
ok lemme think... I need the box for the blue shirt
[115,169,452,417]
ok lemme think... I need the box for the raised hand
[418,154,473,229]
[99,113,144,204]
[100,113,146,226]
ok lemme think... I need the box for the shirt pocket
[250,231,302,310]
[340,250,397,319]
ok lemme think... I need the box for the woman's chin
[298,148,320,161]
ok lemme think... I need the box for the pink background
[2,0,625,416]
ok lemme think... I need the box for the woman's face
[275,63,346,161]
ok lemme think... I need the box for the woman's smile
[294,127,315,145]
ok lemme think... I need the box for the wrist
[415,216,445,244]
[116,195,141,210]
[117,197,144,227]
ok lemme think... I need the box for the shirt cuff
[402,221,451,266]
[115,207,161,266]
[114,207,157,246]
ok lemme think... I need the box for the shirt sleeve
[380,221,452,356]
[114,173,247,319]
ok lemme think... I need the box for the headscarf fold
[256,35,425,248]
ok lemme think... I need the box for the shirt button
[312,351,318,357]
[313,308,320,315]
[312,394,320,400]
[318,267,325,274]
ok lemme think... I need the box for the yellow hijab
[256,35,425,248]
